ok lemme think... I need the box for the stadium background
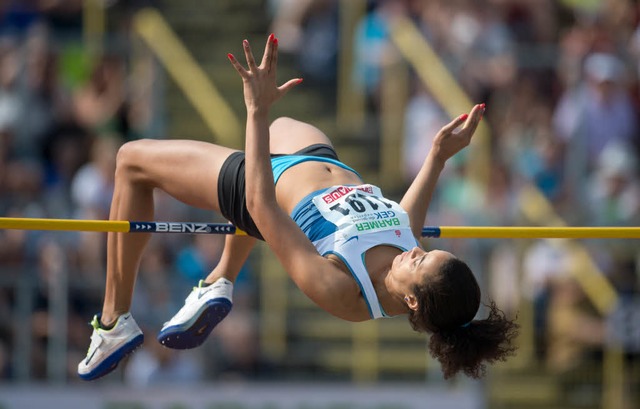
[0,0,639,408]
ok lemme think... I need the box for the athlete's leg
[79,138,238,379]
[202,234,257,284]
[202,116,333,284]
[101,139,238,326]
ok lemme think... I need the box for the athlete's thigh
[120,139,238,211]
[269,117,333,154]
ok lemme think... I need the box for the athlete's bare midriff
[275,160,363,215]
[274,160,409,314]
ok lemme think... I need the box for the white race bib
[312,185,411,238]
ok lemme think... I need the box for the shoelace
[192,282,200,292]
[194,279,208,291]
[85,316,104,356]
[184,280,207,301]
[189,279,216,298]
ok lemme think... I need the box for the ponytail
[408,256,519,379]
[427,301,519,379]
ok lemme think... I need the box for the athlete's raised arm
[399,104,484,239]
[226,35,299,212]
[228,35,367,321]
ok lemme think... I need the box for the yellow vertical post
[83,0,105,57]
[337,0,367,134]
[515,286,535,366]
[260,249,288,361]
[352,321,379,382]
[602,345,625,409]
[379,60,409,188]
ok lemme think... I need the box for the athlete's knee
[114,139,153,184]
[270,116,297,133]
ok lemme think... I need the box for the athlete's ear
[404,294,418,311]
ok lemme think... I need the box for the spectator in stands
[270,0,339,89]
[15,23,63,160]
[72,55,128,136]
[0,38,21,145]
[587,142,640,226]
[402,84,448,181]
[352,0,407,106]
[522,241,571,361]
[546,274,605,373]
[553,52,638,214]
[554,52,637,166]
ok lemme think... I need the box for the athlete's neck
[366,246,409,317]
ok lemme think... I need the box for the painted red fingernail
[480,103,486,109]
[274,37,279,45]
[459,114,469,121]
[243,39,248,46]
[269,33,275,41]
[296,78,304,84]
[227,53,234,60]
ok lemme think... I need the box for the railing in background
[388,14,492,189]
[133,8,243,148]
[3,268,69,383]
[10,273,34,382]
[517,186,624,409]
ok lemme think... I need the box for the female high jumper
[78,34,518,381]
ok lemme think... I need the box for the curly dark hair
[408,257,519,379]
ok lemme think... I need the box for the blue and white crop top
[291,184,420,319]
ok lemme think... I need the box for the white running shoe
[157,278,233,350]
[78,313,144,381]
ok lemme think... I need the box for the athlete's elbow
[245,186,263,213]
[246,193,259,215]
[246,194,277,220]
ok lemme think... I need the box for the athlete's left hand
[227,34,302,114]
[431,103,485,163]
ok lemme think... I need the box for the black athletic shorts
[217,144,340,240]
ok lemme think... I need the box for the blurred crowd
[0,0,639,386]
[0,2,264,384]
[369,0,640,377]
[270,0,640,379]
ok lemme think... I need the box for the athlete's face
[389,247,455,298]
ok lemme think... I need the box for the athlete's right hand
[430,103,485,164]
[227,34,302,114]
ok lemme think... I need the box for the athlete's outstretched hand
[227,34,302,114]
[431,103,485,163]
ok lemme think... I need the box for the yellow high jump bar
[0,218,638,239]
[424,226,640,239]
